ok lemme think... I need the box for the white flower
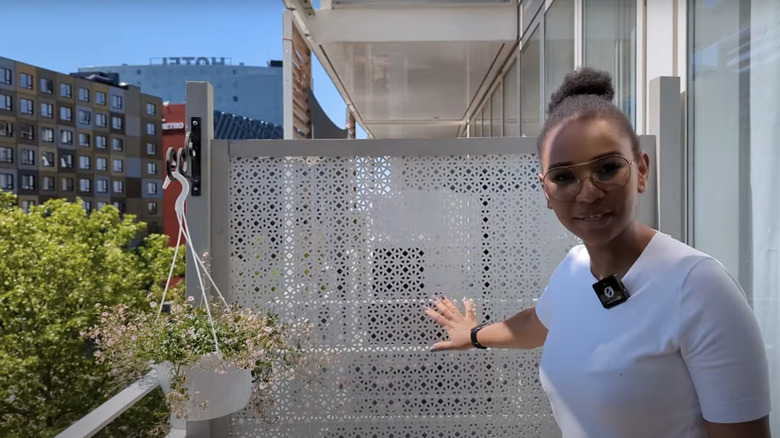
[149,301,157,308]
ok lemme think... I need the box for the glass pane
[690,0,780,431]
[545,0,575,105]
[491,83,502,137]
[481,105,490,137]
[583,0,637,125]
[503,57,519,137]
[521,26,541,136]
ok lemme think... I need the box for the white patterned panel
[228,154,576,437]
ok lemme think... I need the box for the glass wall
[583,0,636,124]
[521,26,541,136]
[544,0,574,105]
[503,57,519,137]
[689,0,780,431]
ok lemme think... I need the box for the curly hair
[538,67,639,156]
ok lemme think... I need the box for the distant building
[161,103,282,246]
[0,56,163,230]
[78,57,283,125]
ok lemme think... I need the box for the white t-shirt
[535,232,771,438]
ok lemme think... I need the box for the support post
[649,76,685,242]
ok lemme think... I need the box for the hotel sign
[160,57,227,66]
[162,122,185,131]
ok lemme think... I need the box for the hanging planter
[84,152,318,421]
[154,354,252,421]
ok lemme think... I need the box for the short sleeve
[535,285,553,329]
[679,258,771,423]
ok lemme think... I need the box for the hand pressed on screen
[425,297,478,351]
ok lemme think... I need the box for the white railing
[55,371,160,438]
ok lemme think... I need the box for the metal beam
[310,7,517,43]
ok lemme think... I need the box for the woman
[426,68,771,438]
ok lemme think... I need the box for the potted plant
[85,282,316,421]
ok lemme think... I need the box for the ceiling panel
[333,0,511,6]
[367,123,461,139]
[323,41,504,122]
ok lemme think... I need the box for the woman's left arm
[679,259,772,436]
[705,416,771,438]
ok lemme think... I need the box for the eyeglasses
[542,154,633,202]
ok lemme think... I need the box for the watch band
[470,322,490,349]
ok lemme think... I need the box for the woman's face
[538,117,649,246]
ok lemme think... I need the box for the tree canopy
[0,190,183,436]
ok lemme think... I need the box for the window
[95,135,107,149]
[112,180,124,193]
[112,201,123,212]
[97,201,107,209]
[0,68,11,85]
[233,96,238,102]
[147,181,157,195]
[78,133,90,147]
[0,94,11,111]
[40,103,53,118]
[111,116,123,130]
[96,157,107,171]
[60,129,73,145]
[20,124,34,141]
[545,0,574,104]
[145,123,156,135]
[146,103,156,115]
[20,98,33,115]
[59,154,73,169]
[111,95,123,109]
[95,113,107,127]
[20,175,35,190]
[0,120,12,137]
[78,156,90,170]
[79,178,91,192]
[61,177,74,192]
[111,137,123,151]
[60,106,72,121]
[41,152,54,167]
[41,127,54,143]
[0,147,12,163]
[19,73,32,90]
[147,202,158,214]
[60,83,72,97]
[95,92,106,105]
[20,149,34,166]
[112,159,123,172]
[42,176,54,191]
[146,162,157,175]
[82,200,92,211]
[78,109,91,125]
[78,87,90,102]
[0,173,12,190]
[20,200,35,212]
[40,78,53,94]
[146,143,156,155]
[520,25,541,136]
[583,0,636,124]
[96,178,108,193]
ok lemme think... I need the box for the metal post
[283,10,294,139]
[649,76,685,242]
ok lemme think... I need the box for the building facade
[78,58,283,125]
[0,57,163,230]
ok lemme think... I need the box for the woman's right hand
[425,297,479,351]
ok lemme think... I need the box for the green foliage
[0,190,183,437]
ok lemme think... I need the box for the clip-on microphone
[592,274,630,309]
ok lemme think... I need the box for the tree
[0,190,183,437]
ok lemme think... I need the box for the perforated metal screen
[224,148,577,437]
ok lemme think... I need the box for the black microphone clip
[592,274,630,309]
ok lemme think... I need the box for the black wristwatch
[470,322,490,349]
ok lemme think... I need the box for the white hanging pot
[154,354,252,421]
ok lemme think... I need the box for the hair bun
[547,67,615,114]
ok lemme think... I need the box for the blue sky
[2,0,358,135]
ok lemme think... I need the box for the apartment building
[0,57,163,231]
